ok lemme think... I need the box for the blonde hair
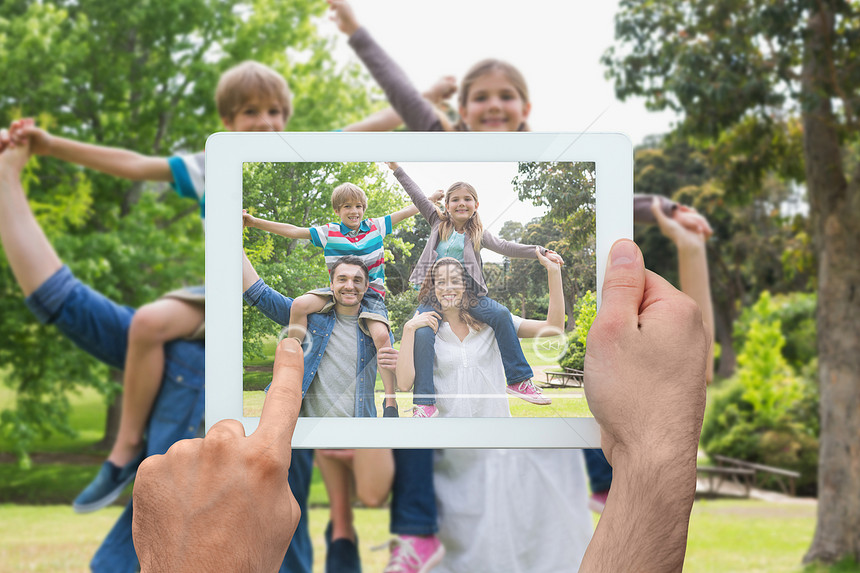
[331,182,368,211]
[417,258,484,331]
[215,61,293,123]
[437,182,483,252]
[456,59,531,132]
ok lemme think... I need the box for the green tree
[604,0,860,562]
[512,161,596,323]
[0,0,377,460]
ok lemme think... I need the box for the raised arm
[650,198,715,382]
[512,248,565,338]
[480,229,565,264]
[10,118,173,182]
[328,0,443,132]
[243,210,312,240]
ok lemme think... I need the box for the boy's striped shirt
[309,216,392,297]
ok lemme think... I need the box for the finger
[255,338,304,457]
[596,239,646,331]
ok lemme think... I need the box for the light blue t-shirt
[435,230,466,261]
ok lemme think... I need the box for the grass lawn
[1,499,852,573]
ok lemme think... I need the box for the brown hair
[417,258,484,331]
[455,59,531,132]
[436,181,483,252]
[215,61,292,123]
[329,255,369,284]
[331,182,368,211]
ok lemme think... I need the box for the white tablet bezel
[205,132,631,448]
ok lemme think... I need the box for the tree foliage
[511,161,596,322]
[0,0,377,459]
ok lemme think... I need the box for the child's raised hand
[536,247,563,271]
[242,209,256,228]
[328,0,360,36]
[0,121,32,174]
[428,189,444,203]
[672,204,713,239]
[8,118,53,156]
[423,76,457,104]
[652,198,708,250]
[385,161,399,171]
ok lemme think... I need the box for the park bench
[542,367,584,388]
[696,466,755,498]
[712,454,801,496]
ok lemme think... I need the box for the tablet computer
[205,132,631,448]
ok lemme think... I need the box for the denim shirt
[243,278,379,417]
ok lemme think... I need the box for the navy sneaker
[325,521,361,573]
[73,450,146,513]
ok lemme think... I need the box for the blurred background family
[2,0,747,571]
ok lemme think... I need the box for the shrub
[559,291,596,371]
[702,291,819,494]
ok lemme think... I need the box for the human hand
[328,0,360,36]
[428,189,444,203]
[0,121,32,176]
[672,202,712,238]
[542,249,564,266]
[132,338,303,573]
[385,161,399,171]
[535,247,562,272]
[584,239,707,467]
[5,118,53,156]
[423,76,457,103]
[405,311,441,333]
[316,449,355,463]
[377,346,399,370]
[651,198,709,252]
[242,209,257,228]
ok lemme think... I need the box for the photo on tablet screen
[241,160,595,420]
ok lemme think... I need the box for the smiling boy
[243,180,442,416]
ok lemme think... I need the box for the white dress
[432,315,593,573]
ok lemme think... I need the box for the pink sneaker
[412,404,438,418]
[506,379,551,405]
[383,534,445,573]
[589,490,609,514]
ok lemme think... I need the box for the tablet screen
[205,131,629,447]
[241,160,595,420]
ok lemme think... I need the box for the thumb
[597,239,646,331]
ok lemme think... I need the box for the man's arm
[10,118,173,182]
[243,210,312,240]
[579,239,708,572]
[133,339,304,573]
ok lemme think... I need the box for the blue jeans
[280,449,315,573]
[412,296,533,405]
[390,449,438,536]
[584,449,613,493]
[24,266,206,573]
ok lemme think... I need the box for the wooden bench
[696,466,755,497]
[712,454,801,496]
[542,367,584,388]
